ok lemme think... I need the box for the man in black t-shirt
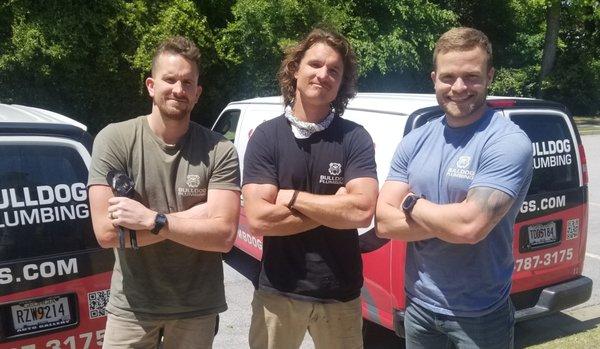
[243,28,378,349]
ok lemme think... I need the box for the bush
[489,67,538,97]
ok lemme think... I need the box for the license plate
[527,221,557,247]
[11,296,71,334]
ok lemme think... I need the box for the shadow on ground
[515,311,600,348]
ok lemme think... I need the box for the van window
[213,109,241,142]
[0,144,98,261]
[510,113,579,194]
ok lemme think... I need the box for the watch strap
[151,213,167,235]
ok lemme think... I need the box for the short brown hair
[278,28,357,115]
[151,36,201,77]
[433,27,493,71]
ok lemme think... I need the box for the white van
[212,93,592,336]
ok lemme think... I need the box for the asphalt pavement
[215,134,600,349]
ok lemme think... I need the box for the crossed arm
[375,180,514,244]
[89,185,240,252]
[242,177,378,237]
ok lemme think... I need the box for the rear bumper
[514,276,593,322]
[392,276,592,337]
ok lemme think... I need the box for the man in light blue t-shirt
[376,27,533,349]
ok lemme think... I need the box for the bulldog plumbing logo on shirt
[447,156,475,180]
[0,183,89,228]
[177,174,207,198]
[319,163,344,185]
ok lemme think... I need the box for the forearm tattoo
[467,187,514,220]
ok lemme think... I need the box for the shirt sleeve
[470,132,534,198]
[386,139,411,183]
[208,138,241,191]
[344,125,377,183]
[87,124,128,187]
[242,124,278,186]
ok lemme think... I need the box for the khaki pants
[102,312,217,349]
[249,289,363,349]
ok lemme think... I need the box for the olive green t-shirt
[88,115,240,319]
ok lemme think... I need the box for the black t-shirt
[243,115,377,302]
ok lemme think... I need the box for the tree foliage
[0,0,143,132]
[0,0,597,135]
[543,0,600,115]
[217,0,456,97]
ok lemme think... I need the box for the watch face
[402,194,418,211]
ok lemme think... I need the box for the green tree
[0,0,228,133]
[543,0,600,115]
[0,0,144,133]
[1,0,597,130]
[538,0,561,97]
[216,0,456,99]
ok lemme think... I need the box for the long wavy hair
[278,28,357,115]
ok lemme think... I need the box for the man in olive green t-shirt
[88,36,240,349]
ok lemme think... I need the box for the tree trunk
[537,0,561,98]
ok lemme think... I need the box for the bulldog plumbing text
[0,183,89,228]
[532,139,572,169]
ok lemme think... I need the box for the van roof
[0,103,87,131]
[227,93,438,115]
[227,93,542,116]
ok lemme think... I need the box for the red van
[0,104,113,349]
[212,93,592,336]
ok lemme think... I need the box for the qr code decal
[88,289,110,319]
[566,219,579,240]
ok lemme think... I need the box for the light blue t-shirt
[388,108,533,317]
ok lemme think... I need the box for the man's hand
[410,186,514,244]
[107,196,156,231]
[376,180,515,244]
[242,184,319,236]
[290,177,378,229]
[89,185,165,248]
[376,181,433,241]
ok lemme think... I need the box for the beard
[440,92,487,120]
[155,99,193,121]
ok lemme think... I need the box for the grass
[574,116,600,135]
[527,326,600,348]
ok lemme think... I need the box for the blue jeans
[404,300,515,349]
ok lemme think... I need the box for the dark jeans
[404,299,515,349]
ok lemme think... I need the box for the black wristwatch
[151,213,167,235]
[402,194,422,214]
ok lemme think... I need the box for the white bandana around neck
[284,105,335,139]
